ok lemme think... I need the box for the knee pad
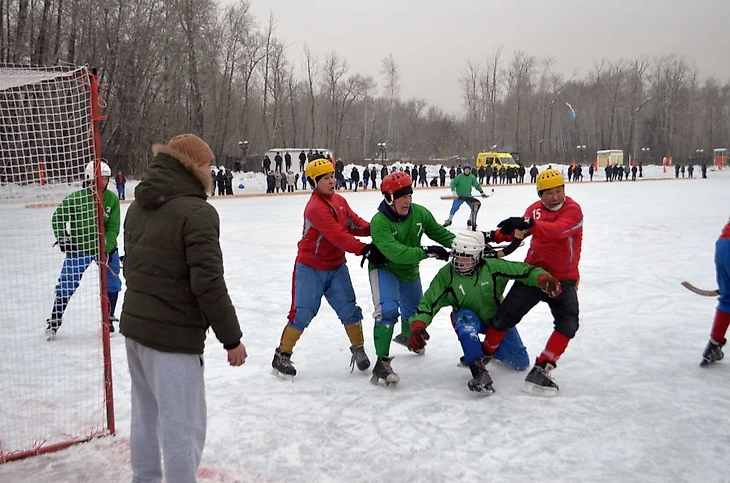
[452,310,481,337]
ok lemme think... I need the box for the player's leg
[106,250,122,332]
[272,263,325,376]
[444,199,465,226]
[324,262,370,371]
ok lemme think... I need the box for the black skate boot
[350,344,371,372]
[370,356,399,386]
[271,348,297,378]
[442,220,452,227]
[45,318,62,340]
[467,358,495,395]
[700,338,725,366]
[524,360,559,396]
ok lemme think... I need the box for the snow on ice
[1,165,729,482]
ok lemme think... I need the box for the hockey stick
[681,281,720,297]
[440,188,495,200]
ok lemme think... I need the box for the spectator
[120,134,247,482]
[115,169,126,200]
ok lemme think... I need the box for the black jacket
[120,152,241,354]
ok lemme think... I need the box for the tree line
[2,0,728,175]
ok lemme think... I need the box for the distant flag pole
[565,102,577,121]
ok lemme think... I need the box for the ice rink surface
[1,167,729,482]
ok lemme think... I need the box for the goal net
[0,64,114,463]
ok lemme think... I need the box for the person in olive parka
[120,133,247,483]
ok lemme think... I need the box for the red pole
[89,67,115,436]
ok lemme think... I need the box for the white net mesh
[0,64,111,462]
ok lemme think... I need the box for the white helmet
[85,161,111,180]
[451,231,485,275]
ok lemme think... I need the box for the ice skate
[700,338,725,366]
[350,344,371,372]
[393,333,425,355]
[370,356,399,386]
[45,318,62,341]
[467,358,495,395]
[442,220,452,227]
[523,360,559,396]
[271,348,297,379]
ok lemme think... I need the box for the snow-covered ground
[1,168,729,482]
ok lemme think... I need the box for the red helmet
[381,171,412,195]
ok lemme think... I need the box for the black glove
[360,243,388,267]
[55,236,75,253]
[481,193,489,198]
[482,231,496,243]
[422,245,450,261]
[497,217,534,235]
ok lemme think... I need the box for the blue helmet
[462,163,471,170]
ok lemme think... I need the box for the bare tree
[381,53,400,144]
[303,45,318,146]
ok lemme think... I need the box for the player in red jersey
[482,168,583,396]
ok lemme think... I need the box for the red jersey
[521,196,583,281]
[720,221,730,240]
[296,192,370,270]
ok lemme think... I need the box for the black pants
[492,280,579,338]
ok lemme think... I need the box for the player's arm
[423,210,456,248]
[488,258,561,297]
[528,203,583,241]
[183,204,243,347]
[308,205,368,255]
[51,194,73,238]
[409,266,456,328]
[344,201,371,237]
[471,176,484,194]
[104,194,121,251]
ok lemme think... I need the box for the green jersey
[450,172,484,197]
[410,258,548,326]
[52,188,120,253]
[369,202,455,283]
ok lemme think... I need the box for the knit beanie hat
[167,134,214,168]
[152,134,214,193]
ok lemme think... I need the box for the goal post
[0,64,115,463]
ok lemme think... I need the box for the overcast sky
[245,0,730,114]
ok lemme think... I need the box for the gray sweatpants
[125,337,207,483]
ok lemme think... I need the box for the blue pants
[117,187,125,200]
[368,269,423,330]
[52,250,122,319]
[287,262,363,331]
[452,309,529,370]
[717,238,730,313]
[449,197,481,220]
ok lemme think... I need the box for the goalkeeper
[46,161,121,338]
